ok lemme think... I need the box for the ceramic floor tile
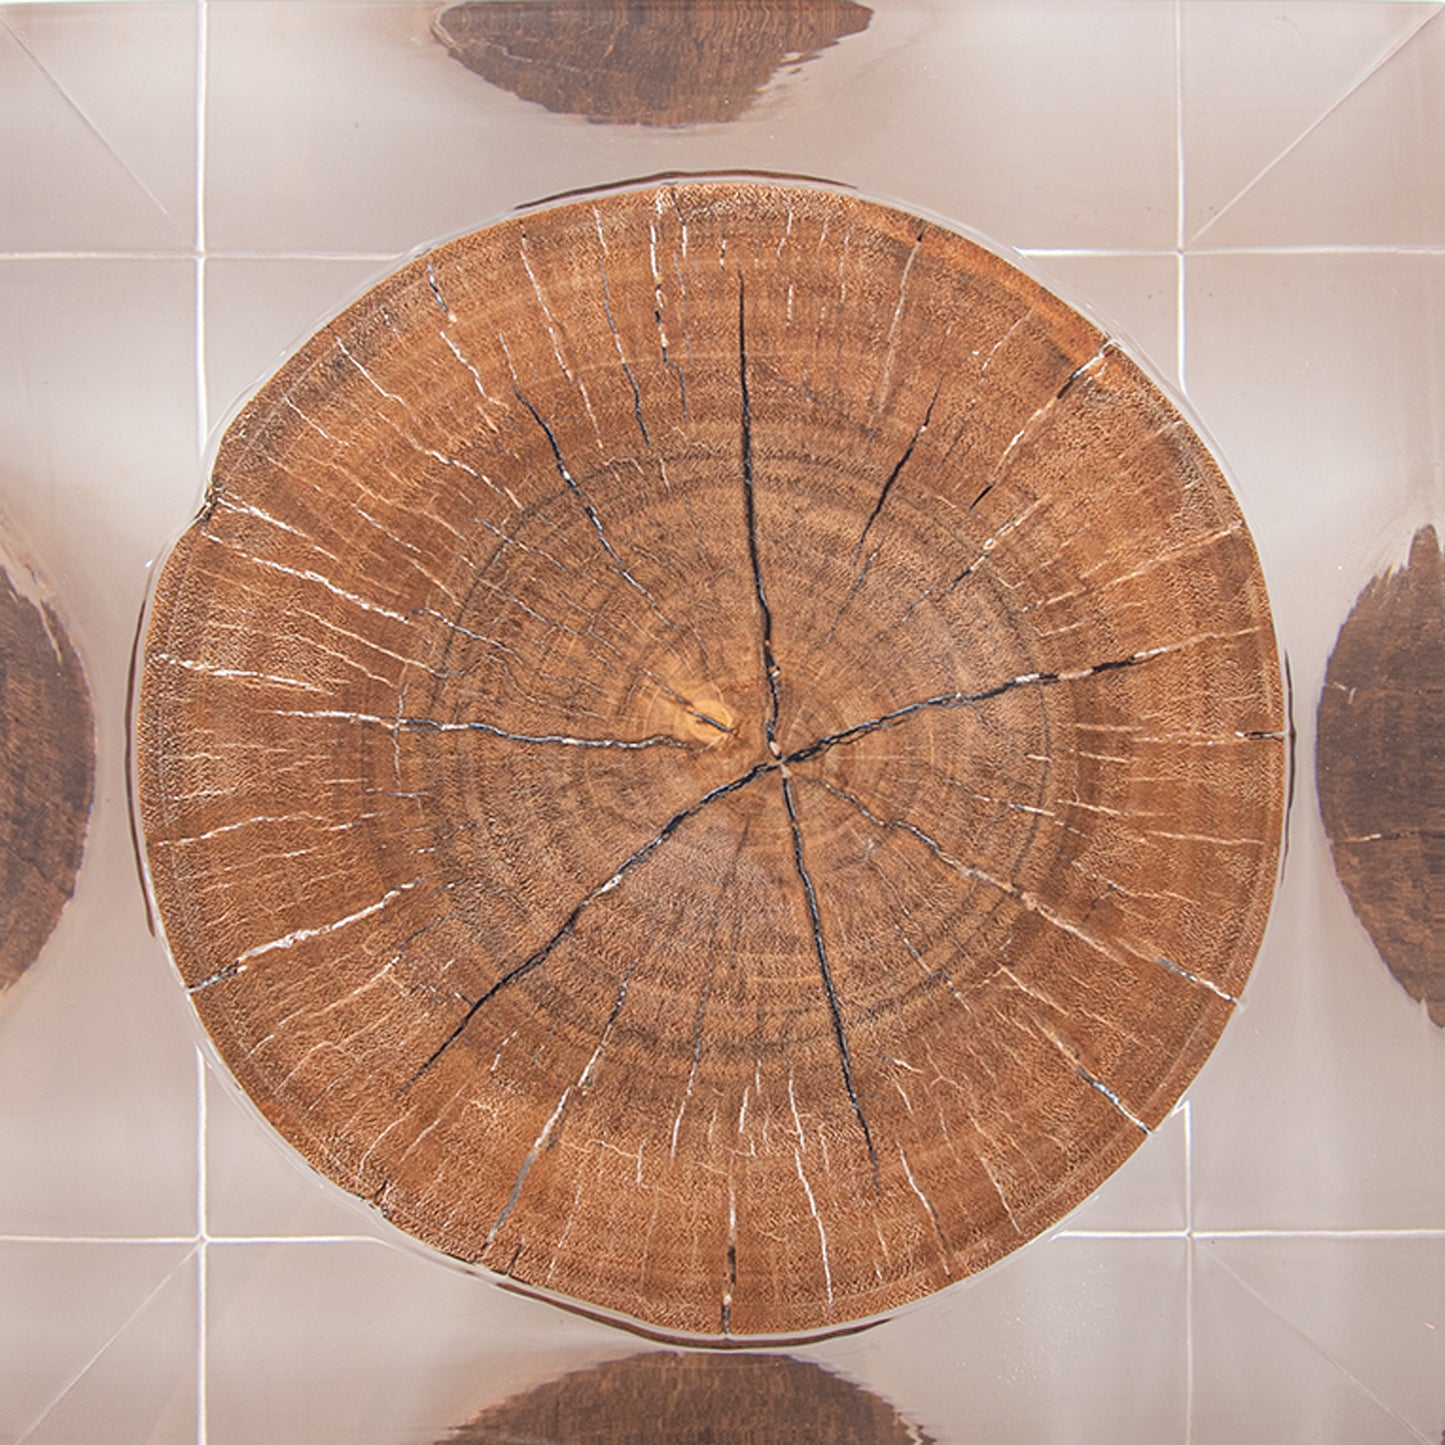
[21,1249,197,1445]
[204,2,1176,258]
[0,256,199,1238]
[1189,780,1445,1234]
[0,808,200,1237]
[1171,250,1445,1230]
[204,1058,390,1243]
[1185,253,1445,663]
[206,1240,630,1445]
[0,258,200,667]
[204,256,401,442]
[201,1,845,256]
[0,1241,194,1444]
[853,0,1179,251]
[1192,8,1445,249]
[1182,0,1437,244]
[809,1237,1189,1445]
[1199,1236,1445,1443]
[1021,249,1180,389]
[0,4,195,254]
[1193,1241,1436,1444]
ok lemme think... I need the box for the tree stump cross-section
[137,182,1285,1338]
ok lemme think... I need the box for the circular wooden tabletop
[137,181,1284,1338]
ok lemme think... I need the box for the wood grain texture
[440,1351,930,1443]
[1317,525,1444,1022]
[433,0,871,126]
[137,181,1285,1337]
[0,553,92,992]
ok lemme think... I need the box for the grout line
[195,0,209,462]
[206,1234,385,1246]
[195,12,210,1434]
[0,251,195,262]
[1188,244,1445,258]
[0,1233,385,1245]
[197,1240,208,1445]
[1186,1233,1196,1444]
[1019,248,1179,259]
[0,250,406,262]
[0,1235,198,1246]
[1058,1229,1190,1240]
[1201,1229,1445,1241]
[196,250,404,262]
[1175,0,1186,258]
[1021,245,1445,260]
[196,1050,208,1240]
[1184,1099,1195,1235]
[1184,1100,1196,1445]
[195,1047,209,1445]
[1175,0,1188,398]
[1176,225,1188,403]
[1059,1227,1445,1241]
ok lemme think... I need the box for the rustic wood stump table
[137,182,1285,1338]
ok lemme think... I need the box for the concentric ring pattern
[137,182,1284,1338]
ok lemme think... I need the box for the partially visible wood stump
[1317,525,1444,1022]
[440,1351,931,1444]
[0,548,93,992]
[137,182,1285,1338]
[433,0,872,126]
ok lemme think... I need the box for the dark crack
[780,771,878,1181]
[512,387,639,582]
[822,388,941,644]
[509,388,731,739]
[739,279,784,757]
[401,761,774,1090]
[853,387,938,562]
[786,651,1152,765]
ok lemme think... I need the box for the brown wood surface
[440,1351,930,1443]
[433,0,872,126]
[1317,525,1444,1022]
[0,553,92,991]
[137,182,1284,1337]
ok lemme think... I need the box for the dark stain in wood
[0,556,93,992]
[1317,524,1445,1021]
[440,1352,931,1444]
[433,0,872,127]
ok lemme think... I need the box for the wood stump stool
[137,182,1285,1338]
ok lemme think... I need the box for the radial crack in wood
[1317,525,1445,1022]
[136,181,1284,1339]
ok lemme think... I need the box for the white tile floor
[0,3,1442,1441]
